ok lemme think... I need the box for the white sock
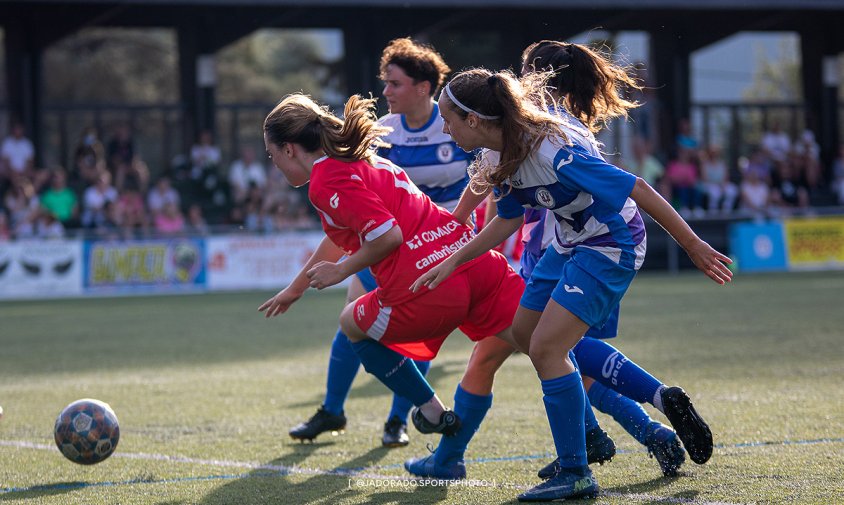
[653,385,667,414]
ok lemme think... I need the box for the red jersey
[309,155,476,305]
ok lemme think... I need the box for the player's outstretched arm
[259,236,345,317]
[451,187,490,225]
[307,225,403,290]
[411,214,523,292]
[629,178,733,285]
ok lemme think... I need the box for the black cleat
[537,427,616,480]
[644,422,686,477]
[661,387,713,464]
[289,406,346,442]
[382,416,410,447]
[410,408,461,436]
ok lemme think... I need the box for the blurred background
[1,0,843,298]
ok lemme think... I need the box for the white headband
[444,83,501,120]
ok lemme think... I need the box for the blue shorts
[520,247,633,331]
[355,267,378,293]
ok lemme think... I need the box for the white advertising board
[206,232,344,290]
[0,239,84,299]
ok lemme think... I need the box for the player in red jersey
[259,93,524,436]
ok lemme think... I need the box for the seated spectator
[3,177,40,238]
[791,129,823,194]
[34,210,65,239]
[185,203,209,235]
[228,146,267,205]
[739,161,772,221]
[1,122,35,185]
[40,169,79,228]
[147,176,180,219]
[699,145,738,214]
[154,201,185,235]
[761,120,791,163]
[0,210,11,241]
[71,126,106,192]
[675,117,700,151]
[81,171,119,230]
[107,124,135,174]
[833,144,844,205]
[116,178,148,238]
[770,159,810,214]
[665,147,703,216]
[243,184,272,233]
[190,130,222,179]
[622,136,664,188]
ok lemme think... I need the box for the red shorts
[353,251,524,361]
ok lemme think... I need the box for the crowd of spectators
[0,123,317,240]
[619,119,844,222]
[2,118,844,241]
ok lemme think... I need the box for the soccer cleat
[382,416,410,447]
[537,427,616,479]
[404,453,467,480]
[644,422,686,477]
[410,407,462,436]
[288,406,346,442]
[660,387,713,464]
[518,467,598,502]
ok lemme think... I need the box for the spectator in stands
[190,130,222,176]
[185,203,209,235]
[665,147,703,216]
[699,145,738,214]
[154,201,185,235]
[81,170,119,230]
[0,209,10,241]
[72,126,106,192]
[770,159,810,214]
[675,117,700,151]
[116,177,148,238]
[243,183,271,233]
[739,159,772,221]
[228,146,267,206]
[760,120,791,163]
[147,176,180,220]
[833,144,844,205]
[34,210,65,239]
[107,124,135,173]
[791,129,823,194]
[1,122,35,185]
[623,136,664,188]
[40,169,79,229]
[745,147,772,184]
[3,177,40,238]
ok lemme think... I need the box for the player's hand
[258,288,302,318]
[685,239,733,285]
[306,261,346,290]
[410,260,456,292]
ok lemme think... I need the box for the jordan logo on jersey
[535,187,556,208]
[436,143,454,163]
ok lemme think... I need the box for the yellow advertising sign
[784,217,844,270]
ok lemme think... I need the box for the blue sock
[350,340,435,407]
[587,381,653,445]
[323,329,360,415]
[387,360,431,422]
[434,384,493,466]
[541,371,587,470]
[573,337,664,406]
[570,350,599,433]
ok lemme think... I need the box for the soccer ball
[54,399,120,465]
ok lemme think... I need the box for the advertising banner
[206,232,334,290]
[0,239,84,299]
[84,238,206,294]
[784,217,844,270]
[728,222,788,272]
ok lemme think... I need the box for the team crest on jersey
[535,187,556,208]
[330,193,339,208]
[436,143,454,163]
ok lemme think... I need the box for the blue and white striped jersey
[495,134,647,271]
[377,103,472,211]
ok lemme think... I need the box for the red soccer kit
[309,155,524,360]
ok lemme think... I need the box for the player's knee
[338,303,366,342]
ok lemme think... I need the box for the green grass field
[1,271,843,504]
